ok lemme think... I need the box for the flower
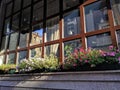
[109,45,114,50]
[118,57,120,63]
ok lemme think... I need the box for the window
[7,53,15,64]
[6,3,13,17]
[45,44,59,56]
[14,0,21,12]
[18,51,27,63]
[85,0,109,32]
[30,47,42,58]
[64,39,82,56]
[46,17,59,42]
[1,36,9,53]
[23,0,31,8]
[64,9,80,37]
[63,0,79,10]
[33,1,43,22]
[47,0,59,17]
[21,7,31,30]
[4,18,11,34]
[19,33,29,48]
[116,30,120,49]
[9,32,18,51]
[111,0,120,26]
[87,33,112,50]
[31,23,43,46]
[11,13,20,31]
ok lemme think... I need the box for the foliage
[64,45,120,70]
[18,54,59,73]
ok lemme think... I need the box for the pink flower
[109,45,114,50]
[73,64,77,67]
[85,60,89,63]
[107,52,116,56]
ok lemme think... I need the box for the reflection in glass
[14,0,21,12]
[21,7,31,30]
[19,33,29,48]
[31,23,43,46]
[64,10,80,37]
[0,55,5,65]
[46,17,59,42]
[33,1,43,22]
[23,0,31,8]
[31,47,42,58]
[85,0,109,32]
[87,33,112,50]
[7,53,15,64]
[6,3,12,17]
[4,18,10,34]
[111,0,120,26]
[1,36,9,53]
[18,51,27,63]
[116,30,120,49]
[63,0,79,10]
[45,44,59,56]
[47,0,59,17]
[64,39,81,56]
[12,13,20,31]
[9,32,18,51]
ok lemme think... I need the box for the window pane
[85,0,109,32]
[1,36,9,53]
[4,18,11,34]
[111,0,120,26]
[33,1,43,22]
[31,47,42,58]
[23,0,31,8]
[14,0,21,12]
[63,0,79,10]
[11,13,20,32]
[47,0,59,17]
[64,9,80,37]
[116,30,120,49]
[87,33,112,50]
[6,3,13,17]
[7,53,15,64]
[21,7,31,30]
[9,32,18,51]
[0,55,5,65]
[64,39,82,56]
[46,17,59,42]
[31,23,43,46]
[19,33,29,48]
[45,44,59,56]
[18,51,27,63]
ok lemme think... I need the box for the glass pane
[31,47,42,58]
[31,23,43,46]
[21,7,31,30]
[0,55,5,65]
[4,18,11,34]
[1,36,9,53]
[33,1,43,22]
[46,17,59,42]
[18,51,27,63]
[11,13,20,32]
[7,53,15,64]
[9,32,18,51]
[87,33,112,50]
[47,0,59,17]
[64,9,80,37]
[14,0,21,12]
[63,0,79,10]
[23,0,31,8]
[116,30,120,49]
[45,44,59,56]
[64,39,82,56]
[111,0,120,26]
[85,0,109,32]
[19,33,29,48]
[6,3,13,17]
